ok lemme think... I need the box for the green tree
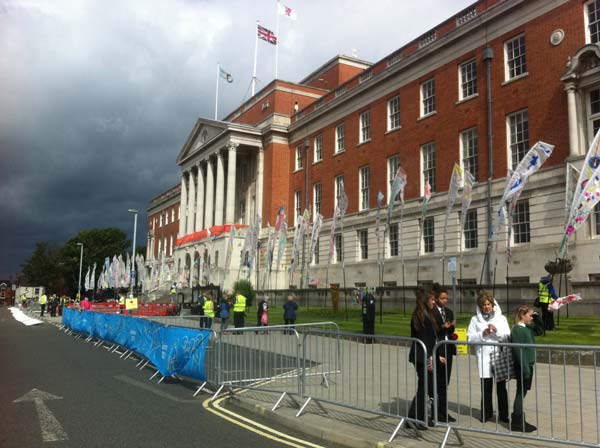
[61,228,130,292]
[21,242,66,292]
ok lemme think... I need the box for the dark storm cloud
[0,0,472,278]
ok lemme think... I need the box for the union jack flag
[257,24,277,45]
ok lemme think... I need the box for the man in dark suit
[433,285,456,423]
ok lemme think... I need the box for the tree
[21,242,66,292]
[61,228,130,292]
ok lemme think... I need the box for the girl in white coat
[467,291,511,423]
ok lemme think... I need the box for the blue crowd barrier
[62,308,211,380]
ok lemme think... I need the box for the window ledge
[312,159,323,166]
[502,72,529,86]
[385,126,401,135]
[333,150,346,157]
[357,139,371,148]
[455,93,479,105]
[418,111,437,122]
[293,168,303,173]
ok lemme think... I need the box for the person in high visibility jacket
[233,290,247,328]
[39,292,48,317]
[203,294,215,329]
[538,276,557,331]
[169,283,177,303]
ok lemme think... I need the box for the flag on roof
[257,24,277,45]
[278,3,297,20]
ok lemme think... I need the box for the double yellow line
[202,394,327,448]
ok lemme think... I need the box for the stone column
[215,151,225,225]
[195,162,205,231]
[256,147,264,223]
[205,157,215,229]
[178,172,187,237]
[225,144,238,224]
[565,82,581,157]
[187,169,196,234]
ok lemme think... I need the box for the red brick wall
[288,1,582,221]
[262,141,291,224]
[148,204,179,258]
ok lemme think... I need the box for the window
[588,88,600,142]
[165,212,169,225]
[512,200,530,244]
[312,239,320,265]
[335,234,343,263]
[508,109,529,169]
[421,142,436,193]
[388,96,400,130]
[295,145,303,170]
[359,111,371,143]
[388,154,401,202]
[159,214,163,227]
[589,273,600,282]
[178,206,180,220]
[171,209,175,222]
[463,209,478,249]
[335,123,345,153]
[505,34,527,80]
[460,128,478,180]
[313,183,322,215]
[423,217,435,253]
[389,223,399,257]
[358,229,368,260]
[586,0,600,44]
[294,190,302,224]
[421,79,436,116]
[507,276,529,285]
[593,203,600,236]
[314,135,323,162]
[459,60,477,99]
[359,166,370,211]
[169,235,174,256]
[335,175,344,210]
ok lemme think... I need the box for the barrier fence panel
[299,330,429,433]
[433,340,600,448]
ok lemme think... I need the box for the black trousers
[40,304,46,316]
[436,353,453,418]
[408,363,433,421]
[541,305,554,330]
[234,312,245,328]
[481,378,508,420]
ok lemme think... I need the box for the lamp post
[128,209,138,298]
[76,243,83,300]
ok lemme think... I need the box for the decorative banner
[563,168,600,238]
[90,262,97,291]
[442,163,463,256]
[84,266,91,291]
[387,166,407,225]
[327,207,339,266]
[417,181,432,259]
[309,213,323,264]
[565,162,580,222]
[548,293,582,311]
[224,225,237,283]
[460,170,475,233]
[376,191,384,264]
[262,225,275,289]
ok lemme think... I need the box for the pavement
[26,308,593,448]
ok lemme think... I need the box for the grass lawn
[265,306,600,346]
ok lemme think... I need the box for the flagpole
[252,20,259,97]
[215,63,220,120]
[275,0,280,79]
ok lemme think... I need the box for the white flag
[278,3,297,20]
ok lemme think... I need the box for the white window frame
[388,223,399,257]
[592,203,600,237]
[169,235,174,256]
[587,87,600,144]
[387,154,400,203]
[459,59,477,100]
[335,175,344,211]
[358,229,368,260]
[311,238,320,265]
[388,96,400,131]
[294,190,302,224]
[359,166,370,211]
[359,110,371,143]
[335,123,345,153]
[314,134,323,162]
[460,127,478,181]
[504,34,527,81]
[334,233,343,263]
[422,216,435,254]
[159,214,163,227]
[463,208,478,249]
[420,78,436,117]
[421,142,436,193]
[295,145,303,170]
[512,200,531,244]
[585,0,600,44]
[313,183,322,215]
[507,109,529,170]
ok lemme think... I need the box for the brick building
[147,0,600,294]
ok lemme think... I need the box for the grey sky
[0,0,474,278]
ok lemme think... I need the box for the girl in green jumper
[510,304,544,432]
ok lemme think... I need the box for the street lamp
[76,243,83,300]
[128,209,138,298]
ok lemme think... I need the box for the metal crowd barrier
[433,340,600,448]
